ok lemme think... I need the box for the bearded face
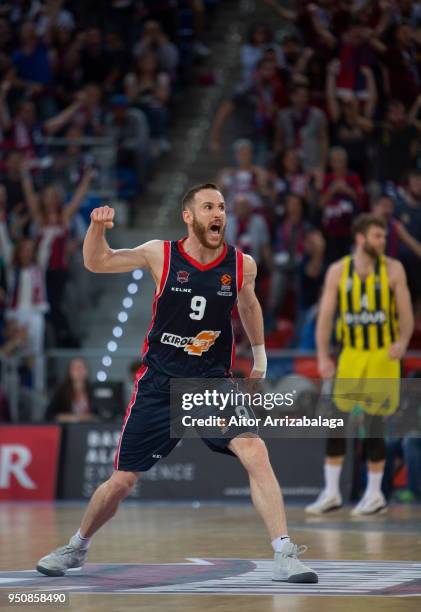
[362,228,386,259]
[192,213,225,250]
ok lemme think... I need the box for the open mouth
[209,224,221,236]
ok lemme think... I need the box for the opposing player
[37,183,317,583]
[306,214,413,516]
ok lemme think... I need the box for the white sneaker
[36,535,88,577]
[305,490,343,515]
[351,492,387,516]
[273,542,318,583]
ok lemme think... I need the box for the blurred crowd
[211,0,421,350]
[0,0,219,389]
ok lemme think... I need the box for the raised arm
[43,98,81,135]
[62,168,93,224]
[395,221,421,258]
[236,254,267,377]
[0,80,12,131]
[316,262,341,378]
[263,0,297,21]
[361,66,377,119]
[210,100,234,153]
[20,165,43,225]
[388,259,414,359]
[326,60,340,122]
[83,205,163,276]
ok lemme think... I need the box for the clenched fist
[90,205,115,229]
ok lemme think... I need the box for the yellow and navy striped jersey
[336,255,399,350]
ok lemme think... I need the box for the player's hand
[250,368,265,379]
[388,341,406,360]
[318,355,335,379]
[90,205,115,229]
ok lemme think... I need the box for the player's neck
[353,248,376,275]
[182,235,224,264]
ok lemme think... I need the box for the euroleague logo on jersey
[161,330,221,356]
[218,273,233,296]
[177,270,190,284]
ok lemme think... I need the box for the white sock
[365,471,383,498]
[272,535,290,552]
[324,464,341,497]
[73,529,91,549]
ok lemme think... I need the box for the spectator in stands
[217,139,269,211]
[275,83,329,174]
[11,21,54,118]
[106,94,150,185]
[35,0,76,39]
[79,28,115,88]
[225,194,272,270]
[372,194,421,259]
[5,237,48,389]
[211,57,286,162]
[105,30,132,92]
[21,165,93,346]
[394,169,421,306]
[72,84,105,137]
[46,357,96,422]
[133,20,179,79]
[371,99,418,184]
[319,146,365,263]
[0,89,104,161]
[0,17,13,55]
[386,22,421,108]
[334,18,382,101]
[1,151,25,216]
[266,193,310,326]
[326,59,375,178]
[268,147,312,209]
[124,52,171,156]
[295,228,325,347]
[241,23,282,86]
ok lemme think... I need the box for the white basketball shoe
[305,490,343,514]
[351,492,387,516]
[273,542,318,583]
[36,535,88,577]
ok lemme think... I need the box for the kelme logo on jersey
[218,273,233,297]
[161,330,220,356]
[177,270,190,284]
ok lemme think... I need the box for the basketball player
[306,214,414,515]
[37,184,317,583]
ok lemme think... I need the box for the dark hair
[408,167,421,179]
[45,359,90,421]
[247,22,272,45]
[352,213,387,239]
[290,83,309,96]
[387,98,405,110]
[181,183,220,211]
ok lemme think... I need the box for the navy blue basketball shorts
[114,366,258,472]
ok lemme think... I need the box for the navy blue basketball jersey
[141,239,244,377]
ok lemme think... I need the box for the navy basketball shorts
[114,366,258,472]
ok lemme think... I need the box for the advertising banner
[59,424,345,501]
[0,426,61,501]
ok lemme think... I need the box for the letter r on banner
[0,445,36,489]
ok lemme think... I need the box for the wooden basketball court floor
[1,502,421,611]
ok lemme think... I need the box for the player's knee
[108,471,138,499]
[233,436,269,470]
[366,438,386,463]
[326,437,346,457]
